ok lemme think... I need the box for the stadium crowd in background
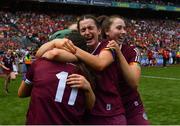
[0,10,179,71]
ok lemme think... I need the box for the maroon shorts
[127,111,150,125]
[84,114,127,125]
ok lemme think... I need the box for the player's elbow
[35,52,40,58]
[128,80,139,89]
[18,92,29,98]
[87,102,95,111]
[18,88,25,98]
[94,62,107,71]
[18,81,32,98]
[131,83,138,89]
[48,49,60,58]
[86,97,95,110]
[18,90,24,98]
[85,90,96,110]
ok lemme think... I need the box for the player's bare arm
[18,80,32,98]
[67,74,95,110]
[76,47,114,71]
[42,48,78,62]
[36,38,72,58]
[107,40,141,89]
[60,41,114,71]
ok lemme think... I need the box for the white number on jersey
[55,71,78,106]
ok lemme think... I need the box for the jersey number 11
[55,71,78,106]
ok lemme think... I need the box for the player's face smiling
[79,19,101,49]
[106,18,127,44]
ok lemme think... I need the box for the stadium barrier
[140,56,173,66]
[44,0,180,12]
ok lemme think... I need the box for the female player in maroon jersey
[18,31,95,125]
[0,60,11,94]
[1,50,15,94]
[101,15,150,125]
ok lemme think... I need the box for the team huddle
[18,15,150,125]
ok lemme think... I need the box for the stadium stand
[0,0,179,66]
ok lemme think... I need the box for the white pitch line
[141,75,180,81]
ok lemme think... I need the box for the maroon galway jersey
[3,55,14,71]
[119,44,144,117]
[90,40,125,116]
[25,58,86,124]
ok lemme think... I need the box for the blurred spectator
[162,47,170,67]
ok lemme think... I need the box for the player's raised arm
[75,47,114,71]
[42,48,78,62]
[60,40,115,71]
[36,38,73,58]
[35,40,56,58]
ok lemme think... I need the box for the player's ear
[98,28,101,36]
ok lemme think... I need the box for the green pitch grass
[0,64,179,124]
[0,76,29,125]
[140,64,180,125]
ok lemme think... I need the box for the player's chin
[117,39,124,45]
[86,40,96,46]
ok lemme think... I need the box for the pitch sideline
[141,75,180,81]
